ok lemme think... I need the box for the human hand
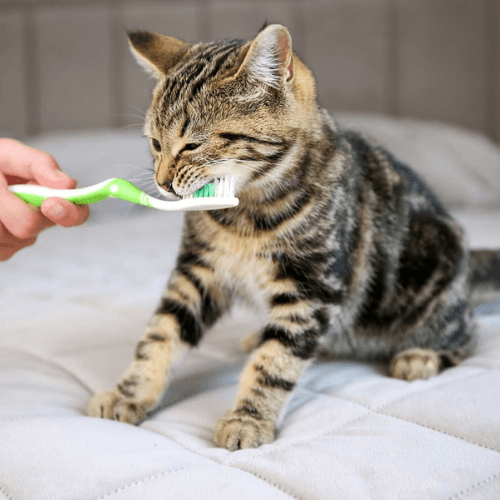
[0,138,89,261]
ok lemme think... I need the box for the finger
[0,138,76,189]
[0,244,22,262]
[41,197,90,228]
[0,175,54,240]
[0,223,37,261]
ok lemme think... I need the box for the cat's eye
[181,143,201,153]
[151,139,161,152]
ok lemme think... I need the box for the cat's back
[337,127,449,219]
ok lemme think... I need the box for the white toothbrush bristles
[217,176,236,197]
[146,175,238,211]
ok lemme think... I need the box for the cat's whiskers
[127,176,153,183]
[201,158,260,173]
[124,103,147,117]
[115,123,144,132]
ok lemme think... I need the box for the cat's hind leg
[381,214,475,382]
[388,335,476,381]
[389,347,440,381]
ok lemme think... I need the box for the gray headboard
[1,0,498,143]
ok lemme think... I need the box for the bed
[1,113,499,499]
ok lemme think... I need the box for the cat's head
[128,24,319,201]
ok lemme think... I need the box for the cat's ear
[128,31,192,79]
[237,24,294,89]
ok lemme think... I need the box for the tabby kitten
[88,24,499,450]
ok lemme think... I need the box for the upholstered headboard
[1,0,499,143]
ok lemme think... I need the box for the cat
[88,24,500,451]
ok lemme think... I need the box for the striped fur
[88,24,498,450]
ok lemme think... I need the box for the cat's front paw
[88,389,147,424]
[214,411,275,451]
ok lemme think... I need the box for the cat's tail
[469,250,500,306]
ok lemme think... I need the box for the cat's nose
[156,169,176,193]
[156,164,175,192]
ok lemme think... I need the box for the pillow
[335,112,500,209]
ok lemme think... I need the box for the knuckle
[43,152,58,167]
[10,218,39,240]
[11,228,31,240]
[33,149,58,171]
[0,249,16,261]
[23,237,37,248]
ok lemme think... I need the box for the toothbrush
[8,176,239,212]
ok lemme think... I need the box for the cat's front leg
[88,259,229,424]
[214,297,329,450]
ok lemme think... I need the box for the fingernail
[48,202,65,218]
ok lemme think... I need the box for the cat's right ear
[233,24,295,90]
[128,31,192,79]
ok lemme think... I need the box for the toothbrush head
[146,176,238,211]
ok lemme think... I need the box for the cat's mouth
[156,177,233,200]
[155,184,181,201]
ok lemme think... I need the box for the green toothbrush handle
[8,178,151,208]
[10,187,109,207]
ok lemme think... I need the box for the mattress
[1,116,499,499]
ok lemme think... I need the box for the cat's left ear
[128,30,192,79]
[238,24,294,89]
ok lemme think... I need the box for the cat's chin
[155,183,181,201]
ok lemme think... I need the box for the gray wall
[1,0,499,142]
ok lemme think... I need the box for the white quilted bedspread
[1,122,500,499]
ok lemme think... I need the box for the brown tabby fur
[88,25,500,450]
